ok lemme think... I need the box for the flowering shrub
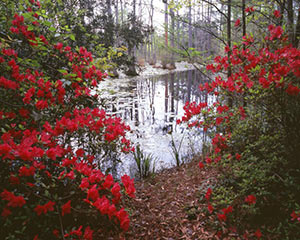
[0,0,135,239]
[178,9,300,239]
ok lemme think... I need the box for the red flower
[225,45,230,53]
[245,6,255,13]
[80,178,90,190]
[64,225,83,238]
[239,106,246,120]
[87,185,99,201]
[205,157,212,164]
[222,205,233,214]
[62,200,71,216]
[273,10,281,18]
[254,229,262,239]
[19,166,35,177]
[93,196,110,215]
[215,117,223,125]
[291,211,300,222]
[245,194,256,205]
[218,213,227,221]
[108,204,117,218]
[234,19,241,27]
[235,153,241,160]
[102,174,114,189]
[111,183,121,199]
[207,204,213,213]
[35,100,48,110]
[76,148,85,157]
[83,226,93,240]
[9,175,20,184]
[116,208,130,231]
[286,84,300,96]
[199,162,204,169]
[1,190,26,207]
[120,216,130,231]
[54,42,63,50]
[121,175,136,198]
[1,208,12,217]
[205,188,212,201]
[19,108,30,118]
[10,27,19,34]
[53,229,59,238]
[34,201,55,216]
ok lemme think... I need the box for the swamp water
[99,69,212,178]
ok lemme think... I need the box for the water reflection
[99,70,211,177]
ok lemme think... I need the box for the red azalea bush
[0,0,135,239]
[178,11,300,239]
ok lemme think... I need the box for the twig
[57,205,66,240]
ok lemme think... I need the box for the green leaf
[49,26,56,32]
[22,12,32,19]
[58,69,67,74]
[70,34,75,41]
[27,25,34,31]
[44,20,52,27]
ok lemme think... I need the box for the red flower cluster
[245,6,255,13]
[205,188,212,201]
[218,205,233,222]
[0,1,135,238]
[34,201,55,216]
[234,19,241,27]
[291,211,300,222]
[245,194,256,205]
[175,7,300,238]
[1,189,26,208]
[122,175,136,198]
[61,200,71,216]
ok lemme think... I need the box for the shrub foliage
[0,0,135,239]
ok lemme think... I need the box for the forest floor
[100,158,221,240]
[100,63,221,239]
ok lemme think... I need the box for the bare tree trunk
[114,0,119,47]
[177,11,180,50]
[287,0,294,44]
[149,0,154,64]
[115,0,119,26]
[242,0,246,50]
[164,1,168,47]
[162,0,169,67]
[227,0,231,68]
[170,6,175,68]
[107,0,112,16]
[295,5,300,47]
[133,0,136,18]
[139,0,142,19]
[153,34,157,63]
[126,0,138,76]
[227,0,232,107]
[278,0,286,26]
[188,0,192,49]
[120,0,124,24]
[147,36,151,61]
[182,21,185,49]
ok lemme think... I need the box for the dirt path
[117,160,216,240]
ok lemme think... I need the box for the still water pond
[99,69,211,177]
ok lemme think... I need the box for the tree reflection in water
[99,70,213,177]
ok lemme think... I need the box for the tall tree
[163,0,169,47]
[188,0,192,49]
[170,6,175,68]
